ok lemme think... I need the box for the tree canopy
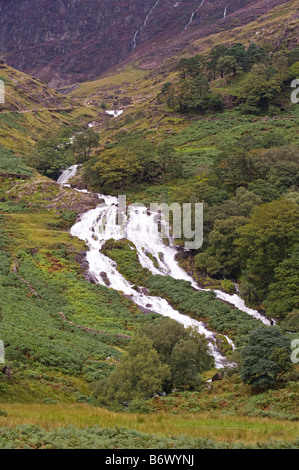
[26,134,74,179]
[94,318,214,404]
[241,327,293,390]
[236,198,299,297]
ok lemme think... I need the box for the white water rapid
[105,110,124,118]
[70,196,232,367]
[57,165,272,368]
[57,164,80,185]
[179,0,205,37]
[132,0,161,51]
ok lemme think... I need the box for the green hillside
[0,2,298,449]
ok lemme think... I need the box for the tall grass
[0,404,298,445]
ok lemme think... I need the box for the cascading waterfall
[69,196,231,367]
[132,0,161,51]
[57,164,80,186]
[116,204,271,326]
[223,4,229,18]
[179,0,205,37]
[57,165,272,368]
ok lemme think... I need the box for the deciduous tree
[241,327,293,389]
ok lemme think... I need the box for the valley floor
[0,403,299,449]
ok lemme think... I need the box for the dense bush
[266,246,299,318]
[241,327,293,390]
[94,335,171,403]
[26,134,74,179]
[83,139,182,190]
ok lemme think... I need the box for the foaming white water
[57,164,80,185]
[70,199,228,367]
[213,290,271,325]
[126,205,198,282]
[123,205,271,326]
[105,110,123,118]
[57,166,272,367]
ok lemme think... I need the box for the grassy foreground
[0,403,298,445]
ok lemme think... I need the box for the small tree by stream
[73,128,99,162]
[94,318,214,405]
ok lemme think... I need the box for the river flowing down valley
[58,165,271,368]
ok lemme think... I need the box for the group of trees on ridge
[159,44,299,114]
[27,129,182,187]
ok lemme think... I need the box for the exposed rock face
[0,0,162,85]
[0,0,292,86]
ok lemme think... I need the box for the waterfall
[132,0,161,51]
[69,197,232,367]
[179,0,205,37]
[210,290,271,325]
[223,4,229,18]
[57,166,273,368]
[57,164,80,185]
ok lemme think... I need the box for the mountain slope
[0,62,66,111]
[68,0,298,135]
[0,62,99,153]
[0,0,295,86]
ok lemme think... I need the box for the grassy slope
[0,175,161,404]
[0,63,102,154]
[187,0,299,58]
[0,65,157,407]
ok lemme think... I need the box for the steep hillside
[0,61,66,111]
[0,0,295,86]
[69,0,298,114]
[0,62,100,153]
